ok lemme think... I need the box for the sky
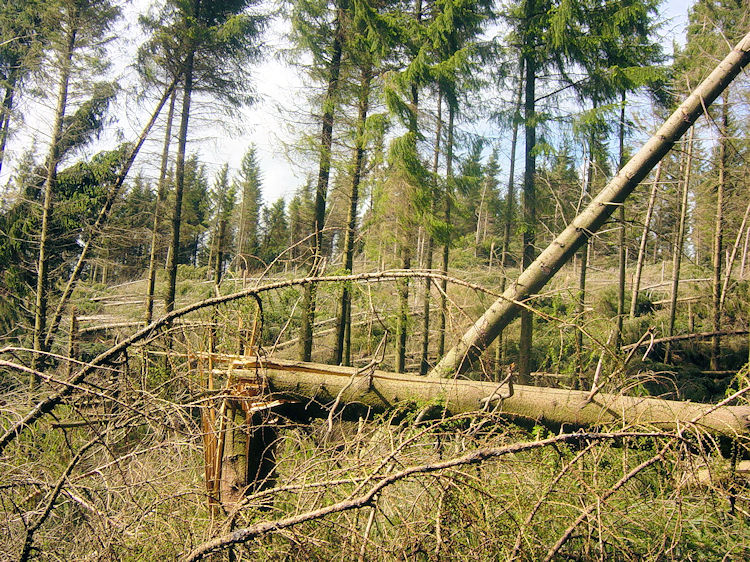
[1,0,695,206]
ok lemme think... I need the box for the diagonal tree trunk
[44,79,179,346]
[429,31,750,379]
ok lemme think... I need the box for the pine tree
[235,145,263,271]
[31,0,120,382]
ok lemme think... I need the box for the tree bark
[31,26,75,384]
[615,92,627,349]
[146,88,177,324]
[396,246,411,373]
[300,8,343,361]
[333,64,371,365]
[518,0,537,382]
[437,103,455,358]
[420,90,442,375]
[0,70,16,176]
[711,95,729,370]
[496,57,524,376]
[429,31,750,379]
[165,49,195,316]
[224,357,750,436]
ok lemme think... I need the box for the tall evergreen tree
[31,0,120,380]
[235,144,263,271]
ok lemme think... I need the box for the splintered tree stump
[218,402,278,509]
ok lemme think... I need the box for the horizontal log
[215,357,750,436]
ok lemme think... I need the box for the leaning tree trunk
[711,95,729,370]
[629,162,661,318]
[333,64,371,366]
[146,88,177,324]
[429,31,750,379]
[44,80,178,346]
[300,9,343,362]
[495,57,524,377]
[665,127,694,363]
[31,27,75,384]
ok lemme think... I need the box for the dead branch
[181,431,676,561]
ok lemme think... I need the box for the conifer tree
[31,0,120,380]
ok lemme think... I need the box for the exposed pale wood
[210,356,750,436]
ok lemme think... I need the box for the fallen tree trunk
[219,357,750,437]
[430,31,750,378]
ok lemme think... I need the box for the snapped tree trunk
[226,357,750,437]
[429,31,750,379]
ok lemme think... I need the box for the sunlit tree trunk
[711,95,729,370]
[146,89,176,323]
[300,9,343,361]
[333,64,371,365]
[429,31,750,379]
[31,26,75,385]
[420,90,442,374]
